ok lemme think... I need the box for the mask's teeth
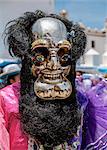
[38,89,70,98]
[44,74,61,80]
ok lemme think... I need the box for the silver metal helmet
[32,17,67,43]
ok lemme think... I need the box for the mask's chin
[34,74,72,100]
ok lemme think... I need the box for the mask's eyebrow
[57,40,71,51]
[31,39,49,50]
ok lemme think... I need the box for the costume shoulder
[0,82,20,113]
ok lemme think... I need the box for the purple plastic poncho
[83,80,107,149]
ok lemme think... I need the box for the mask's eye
[36,54,45,62]
[58,47,71,66]
[61,54,70,62]
[32,47,49,66]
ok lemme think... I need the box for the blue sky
[55,0,107,29]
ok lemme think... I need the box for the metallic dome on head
[32,17,67,43]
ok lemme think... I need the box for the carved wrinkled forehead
[32,17,67,43]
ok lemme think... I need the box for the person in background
[103,73,107,80]
[75,70,84,89]
[0,68,5,89]
[81,74,92,91]
[83,79,92,91]
[0,64,21,85]
[76,70,84,77]
[82,78,107,149]
[0,79,5,89]
[76,70,84,81]
[90,74,102,87]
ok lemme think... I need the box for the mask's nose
[47,48,61,70]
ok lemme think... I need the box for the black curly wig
[4,10,86,149]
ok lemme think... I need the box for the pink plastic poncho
[0,82,28,150]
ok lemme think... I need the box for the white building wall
[102,55,107,66]
[86,34,106,55]
[84,31,106,65]
[0,0,55,58]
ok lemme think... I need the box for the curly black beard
[4,10,86,149]
[19,57,81,150]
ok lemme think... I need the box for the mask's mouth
[43,73,62,84]
[44,73,60,78]
[41,69,62,75]
[35,87,71,100]
[34,74,72,100]
[41,70,63,84]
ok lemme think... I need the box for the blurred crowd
[76,70,107,91]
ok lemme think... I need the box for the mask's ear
[69,24,87,62]
[67,24,86,82]
[4,10,46,58]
